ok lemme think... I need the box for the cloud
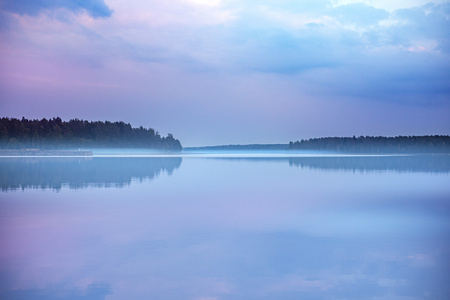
[0,0,113,18]
[391,3,450,53]
[305,49,450,99]
[331,3,389,26]
[226,28,341,73]
[331,0,450,12]
[0,0,449,144]
[209,1,450,107]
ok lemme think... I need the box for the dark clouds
[231,2,450,69]
[0,0,113,18]
[213,2,450,107]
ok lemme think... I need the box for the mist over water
[1,153,449,299]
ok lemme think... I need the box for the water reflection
[1,155,449,192]
[199,154,450,173]
[0,157,182,191]
[0,282,112,300]
[288,154,450,173]
[0,155,449,299]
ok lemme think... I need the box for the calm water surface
[1,154,449,300]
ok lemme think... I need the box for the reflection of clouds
[407,254,436,268]
[289,210,448,238]
[365,252,437,268]
[262,272,391,298]
[377,278,408,288]
[192,278,234,299]
[1,158,449,299]
[0,282,111,300]
[267,275,334,292]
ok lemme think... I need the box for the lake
[1,154,449,300]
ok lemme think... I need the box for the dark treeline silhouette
[0,157,182,191]
[0,117,182,151]
[289,136,450,153]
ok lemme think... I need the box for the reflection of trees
[288,155,450,173]
[0,157,182,191]
[201,154,450,173]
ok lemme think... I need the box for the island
[288,136,450,153]
[186,135,450,154]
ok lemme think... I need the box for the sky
[0,0,449,146]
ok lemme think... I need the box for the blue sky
[0,0,449,146]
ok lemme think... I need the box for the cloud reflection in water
[0,155,449,299]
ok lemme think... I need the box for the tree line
[0,117,182,151]
[288,135,450,153]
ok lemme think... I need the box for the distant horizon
[2,115,450,149]
[185,135,450,149]
[2,114,449,148]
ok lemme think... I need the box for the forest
[0,117,182,151]
[289,135,450,153]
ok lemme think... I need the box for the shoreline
[0,149,93,156]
